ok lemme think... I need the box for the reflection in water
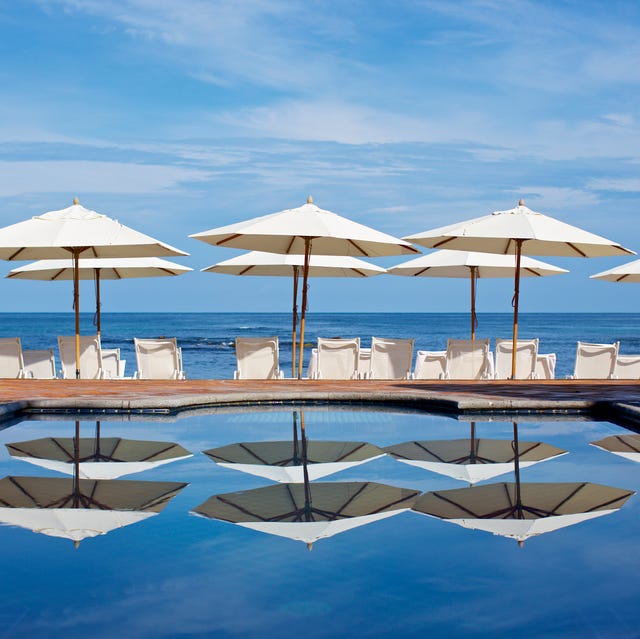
[6,420,192,479]
[591,434,640,463]
[203,410,384,483]
[412,422,635,545]
[385,421,567,484]
[0,475,187,545]
[192,481,419,548]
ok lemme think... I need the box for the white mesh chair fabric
[368,337,414,380]
[134,338,185,380]
[358,348,371,378]
[314,338,360,379]
[494,338,539,380]
[234,337,283,379]
[414,350,447,380]
[22,349,56,379]
[57,335,105,379]
[444,338,491,380]
[614,354,640,380]
[0,337,27,379]
[571,341,619,379]
[102,348,127,378]
[535,353,557,380]
[307,348,318,379]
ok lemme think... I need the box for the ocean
[1,312,638,379]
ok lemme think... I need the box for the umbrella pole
[512,421,522,517]
[73,249,81,379]
[511,240,523,379]
[94,269,101,337]
[470,266,478,340]
[73,420,81,507]
[292,267,299,379]
[297,239,312,380]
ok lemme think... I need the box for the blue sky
[1,0,639,313]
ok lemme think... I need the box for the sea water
[1,312,639,379]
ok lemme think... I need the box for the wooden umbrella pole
[470,266,478,340]
[95,269,101,336]
[297,239,312,379]
[292,267,299,379]
[73,249,81,379]
[511,240,523,379]
[73,420,80,507]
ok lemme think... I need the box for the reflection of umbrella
[0,199,187,377]
[384,422,567,484]
[203,410,384,483]
[404,200,633,377]
[388,250,567,339]
[192,481,418,548]
[0,475,186,545]
[412,423,634,544]
[202,251,385,378]
[591,434,640,463]
[7,257,191,335]
[590,258,640,283]
[7,421,192,479]
[190,197,417,378]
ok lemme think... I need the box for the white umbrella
[203,251,386,377]
[0,199,188,377]
[203,410,384,483]
[190,197,418,378]
[388,250,568,339]
[192,481,419,549]
[590,434,640,463]
[7,257,192,336]
[404,200,633,377]
[384,422,567,484]
[590,258,640,283]
[0,475,187,545]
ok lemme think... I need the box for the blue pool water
[1,311,639,378]
[0,406,637,638]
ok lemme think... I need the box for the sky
[0,0,639,313]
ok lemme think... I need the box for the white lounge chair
[443,338,492,380]
[234,337,284,379]
[22,349,57,379]
[614,354,640,380]
[102,348,127,379]
[58,335,106,379]
[358,348,371,379]
[535,353,557,380]
[570,341,619,379]
[0,337,27,379]
[494,338,539,380]
[368,337,414,380]
[313,338,360,379]
[414,350,447,380]
[134,338,186,380]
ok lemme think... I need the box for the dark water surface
[0,406,637,638]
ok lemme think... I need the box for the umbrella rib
[331,482,370,518]
[238,443,270,465]
[239,266,254,275]
[566,242,587,257]
[414,441,447,462]
[216,234,241,246]
[334,442,366,461]
[51,269,66,280]
[7,477,41,507]
[547,482,588,514]
[522,268,542,277]
[432,238,456,249]
[368,490,420,515]
[210,496,266,521]
[140,443,177,462]
[347,239,370,256]
[615,436,640,453]
[430,491,484,518]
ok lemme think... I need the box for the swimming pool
[0,406,637,638]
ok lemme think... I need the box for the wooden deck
[1,379,640,425]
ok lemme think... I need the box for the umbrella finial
[307,542,314,552]
[73,197,79,205]
[74,539,80,549]
[518,540,524,549]
[307,195,313,204]
[518,198,525,206]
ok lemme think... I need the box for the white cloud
[587,178,640,193]
[0,160,211,196]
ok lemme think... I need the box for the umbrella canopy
[403,200,634,377]
[202,251,386,376]
[388,250,567,339]
[412,481,634,544]
[590,258,640,283]
[190,197,418,377]
[590,434,640,463]
[384,423,567,484]
[7,257,192,334]
[7,436,193,479]
[192,481,419,548]
[0,475,187,544]
[0,199,188,377]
